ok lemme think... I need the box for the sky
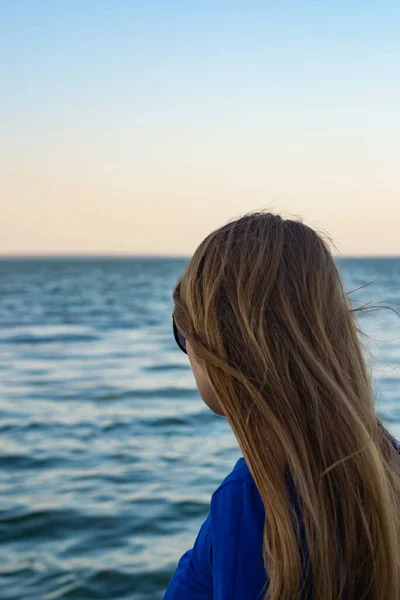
[1,1,400,256]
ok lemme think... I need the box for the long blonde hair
[173,212,400,600]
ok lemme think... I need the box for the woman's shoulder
[212,456,256,499]
[381,424,400,453]
[207,458,268,600]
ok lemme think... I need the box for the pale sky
[2,1,400,257]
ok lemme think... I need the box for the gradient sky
[2,1,400,256]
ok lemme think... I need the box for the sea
[0,257,399,600]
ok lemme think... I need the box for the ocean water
[0,257,399,600]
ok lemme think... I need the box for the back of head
[173,211,400,600]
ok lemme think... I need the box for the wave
[0,564,172,600]
[95,387,199,401]
[144,363,191,372]
[0,333,100,345]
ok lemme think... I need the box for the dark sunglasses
[172,314,187,354]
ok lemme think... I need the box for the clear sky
[2,1,399,256]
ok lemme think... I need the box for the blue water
[0,257,399,600]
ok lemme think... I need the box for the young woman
[164,212,400,600]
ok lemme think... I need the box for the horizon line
[0,253,399,260]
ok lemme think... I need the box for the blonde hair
[173,212,400,600]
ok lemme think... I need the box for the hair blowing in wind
[172,212,400,600]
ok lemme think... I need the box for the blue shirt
[164,433,400,600]
[163,456,271,600]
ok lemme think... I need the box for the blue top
[163,456,282,600]
[164,434,400,600]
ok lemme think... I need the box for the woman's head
[173,211,365,425]
[173,211,400,600]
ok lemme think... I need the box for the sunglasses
[172,314,187,354]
